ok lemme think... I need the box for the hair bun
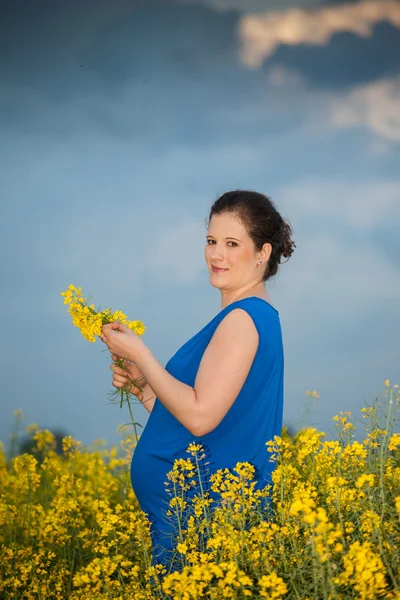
[281,222,296,260]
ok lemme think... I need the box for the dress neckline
[223,296,279,315]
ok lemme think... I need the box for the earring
[259,261,263,264]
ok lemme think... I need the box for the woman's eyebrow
[206,235,242,242]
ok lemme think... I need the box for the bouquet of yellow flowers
[61,284,146,435]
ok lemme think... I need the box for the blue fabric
[130,297,284,569]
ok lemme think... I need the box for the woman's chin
[209,278,222,289]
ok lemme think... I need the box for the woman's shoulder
[212,296,279,345]
[223,295,279,317]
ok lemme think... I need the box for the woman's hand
[101,322,143,362]
[110,354,148,397]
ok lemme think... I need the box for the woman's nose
[209,247,225,260]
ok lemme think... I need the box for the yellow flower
[258,572,288,599]
[61,284,146,343]
[33,429,57,452]
[355,474,375,489]
[177,542,188,554]
[395,496,400,515]
[187,442,204,456]
[388,433,400,452]
[334,541,388,598]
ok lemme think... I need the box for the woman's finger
[110,364,127,375]
[113,381,126,389]
[113,378,140,393]
[112,380,124,389]
[113,375,129,385]
[113,374,129,385]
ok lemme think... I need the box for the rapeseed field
[1,381,399,599]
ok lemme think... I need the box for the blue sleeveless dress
[130,297,284,568]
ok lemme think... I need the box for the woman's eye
[206,240,237,247]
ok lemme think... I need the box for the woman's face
[205,212,268,291]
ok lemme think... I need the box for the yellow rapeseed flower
[61,284,146,343]
[388,433,400,452]
[355,473,375,489]
[259,572,288,599]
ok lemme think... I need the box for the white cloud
[329,76,400,142]
[260,69,400,143]
[279,178,400,229]
[238,0,400,68]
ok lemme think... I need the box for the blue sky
[0,0,399,451]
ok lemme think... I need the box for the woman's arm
[121,308,258,436]
[136,381,157,414]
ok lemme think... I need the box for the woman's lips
[211,266,228,273]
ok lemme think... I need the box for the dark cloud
[178,0,337,14]
[1,0,399,147]
[84,0,237,82]
[2,0,399,97]
[266,22,400,90]
[0,0,97,91]
[0,0,305,145]
[0,0,238,140]
[0,0,237,92]
[322,0,362,3]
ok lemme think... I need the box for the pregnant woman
[101,190,295,569]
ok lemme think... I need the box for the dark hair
[205,190,296,282]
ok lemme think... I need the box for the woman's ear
[260,241,273,263]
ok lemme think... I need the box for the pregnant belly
[130,429,181,521]
[131,439,159,510]
[130,400,197,511]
